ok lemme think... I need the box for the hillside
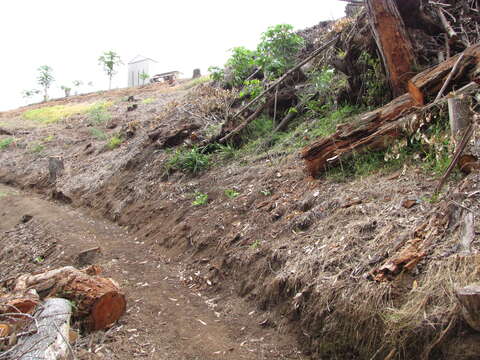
[1,1,480,359]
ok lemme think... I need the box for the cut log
[456,284,480,332]
[366,0,417,97]
[449,95,472,148]
[301,93,417,177]
[48,156,64,184]
[408,44,480,105]
[14,266,126,331]
[9,298,72,360]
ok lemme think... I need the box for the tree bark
[366,0,417,97]
[408,44,480,105]
[10,298,72,360]
[448,95,478,174]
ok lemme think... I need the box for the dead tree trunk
[456,285,480,332]
[366,0,417,97]
[9,298,72,360]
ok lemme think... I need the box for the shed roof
[128,55,158,65]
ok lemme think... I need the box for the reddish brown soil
[0,184,303,359]
[1,83,479,359]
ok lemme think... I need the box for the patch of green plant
[142,97,155,104]
[0,138,14,150]
[90,127,108,140]
[358,51,389,107]
[260,189,271,196]
[224,189,240,199]
[256,24,305,80]
[309,105,363,138]
[164,146,210,175]
[106,136,123,150]
[192,192,208,206]
[88,101,113,125]
[250,239,261,249]
[42,135,54,142]
[245,115,274,140]
[239,79,263,99]
[181,76,211,90]
[34,256,45,264]
[225,47,257,87]
[214,143,238,160]
[30,143,45,154]
[23,101,112,124]
[208,66,225,82]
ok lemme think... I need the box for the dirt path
[0,184,305,360]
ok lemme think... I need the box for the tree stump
[48,156,64,183]
[192,68,201,79]
[456,285,480,332]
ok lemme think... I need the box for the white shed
[128,55,158,87]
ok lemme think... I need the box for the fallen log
[408,43,480,105]
[14,266,126,331]
[8,298,72,360]
[301,93,417,177]
[302,67,480,178]
[366,0,417,96]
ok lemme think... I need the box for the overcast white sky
[0,0,345,111]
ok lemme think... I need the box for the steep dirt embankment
[1,83,480,359]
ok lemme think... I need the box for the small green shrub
[358,52,389,107]
[224,189,240,199]
[106,136,123,150]
[250,239,261,249]
[192,192,208,206]
[142,97,155,104]
[309,105,363,138]
[208,66,225,82]
[215,143,238,160]
[0,138,14,150]
[225,47,257,87]
[30,143,45,153]
[256,24,305,80]
[90,127,108,140]
[164,146,210,175]
[239,79,263,99]
[88,102,112,125]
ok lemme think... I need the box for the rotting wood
[9,298,72,360]
[456,284,480,332]
[366,0,417,96]
[13,266,126,331]
[408,43,480,105]
[301,93,417,177]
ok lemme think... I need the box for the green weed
[142,97,155,104]
[43,135,54,142]
[90,127,108,140]
[224,189,240,199]
[30,143,45,153]
[88,102,113,125]
[23,102,111,124]
[164,146,210,175]
[192,192,208,206]
[250,239,261,249]
[106,136,123,150]
[0,138,14,150]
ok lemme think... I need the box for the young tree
[37,65,54,102]
[60,85,71,97]
[140,71,149,85]
[98,51,122,90]
[72,80,83,95]
[22,89,41,103]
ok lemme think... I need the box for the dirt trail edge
[0,184,305,360]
